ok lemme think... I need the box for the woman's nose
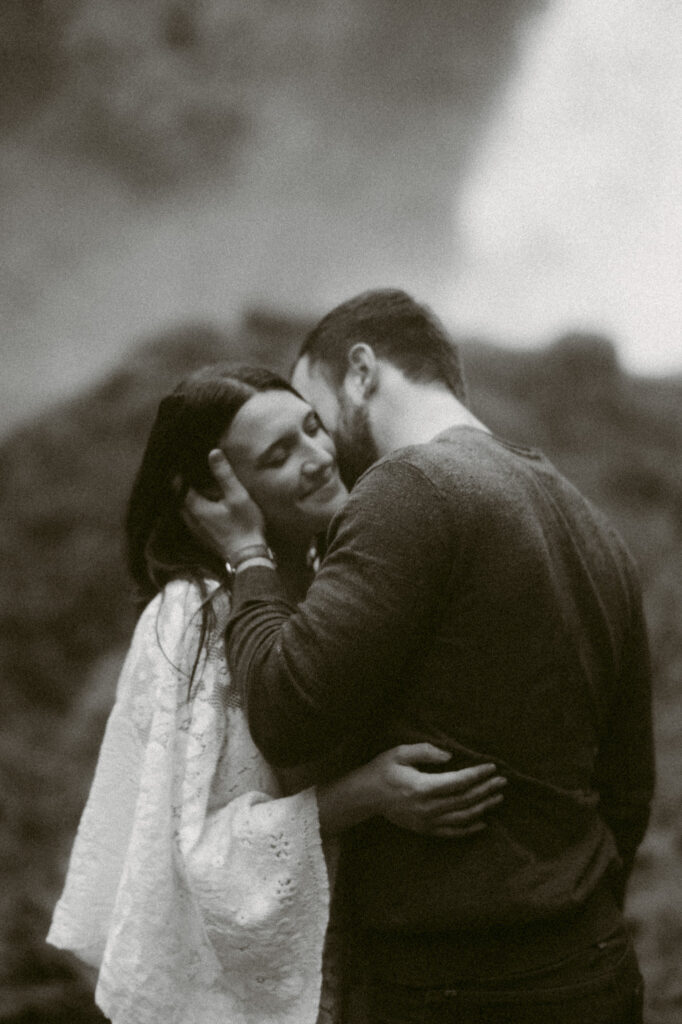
[301,438,333,476]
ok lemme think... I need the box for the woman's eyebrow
[254,429,296,466]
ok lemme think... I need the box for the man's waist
[358,882,623,985]
[341,803,621,934]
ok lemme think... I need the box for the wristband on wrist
[225,544,276,580]
[234,556,277,575]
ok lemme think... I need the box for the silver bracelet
[225,545,276,580]
[233,555,276,575]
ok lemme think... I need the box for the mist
[449,0,682,376]
[1,0,541,434]
[1,0,679,437]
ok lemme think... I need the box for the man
[187,289,654,1023]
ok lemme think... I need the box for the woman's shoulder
[139,577,229,627]
[131,578,230,662]
[116,578,231,710]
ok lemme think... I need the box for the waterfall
[449,0,682,375]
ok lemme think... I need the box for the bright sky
[449,0,682,375]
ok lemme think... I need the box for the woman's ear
[346,343,378,400]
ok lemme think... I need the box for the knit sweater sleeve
[226,457,454,766]
[592,562,655,904]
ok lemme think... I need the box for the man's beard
[334,403,380,490]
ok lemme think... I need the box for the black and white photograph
[1,2,680,1023]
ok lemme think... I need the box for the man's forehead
[292,356,331,398]
[291,356,340,426]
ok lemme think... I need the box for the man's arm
[226,458,455,765]
[593,575,655,905]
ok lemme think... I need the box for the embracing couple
[49,290,654,1024]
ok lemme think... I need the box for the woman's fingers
[424,774,507,812]
[428,791,505,827]
[377,747,507,837]
[417,762,503,798]
[393,743,455,766]
[396,747,498,784]
[426,822,488,838]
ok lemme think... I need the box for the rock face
[1,312,681,1021]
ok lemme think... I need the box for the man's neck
[370,374,490,457]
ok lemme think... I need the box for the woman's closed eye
[258,413,325,470]
[303,411,324,437]
[260,444,290,469]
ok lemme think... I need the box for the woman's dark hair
[125,363,297,686]
[127,362,297,601]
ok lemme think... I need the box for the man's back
[225,423,653,983]
[341,428,653,977]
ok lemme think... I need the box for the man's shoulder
[333,441,459,541]
[339,430,500,536]
[356,427,515,495]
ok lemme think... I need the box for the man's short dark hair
[298,289,467,402]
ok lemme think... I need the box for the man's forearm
[226,551,414,764]
[226,460,453,766]
[226,565,328,764]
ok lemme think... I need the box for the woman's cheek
[263,473,295,516]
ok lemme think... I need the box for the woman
[47,365,505,1024]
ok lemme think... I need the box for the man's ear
[346,343,378,400]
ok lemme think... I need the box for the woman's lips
[300,470,340,501]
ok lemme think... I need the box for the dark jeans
[365,926,643,1024]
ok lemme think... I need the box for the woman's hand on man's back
[316,743,505,837]
[371,743,506,837]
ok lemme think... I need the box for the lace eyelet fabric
[47,579,338,1024]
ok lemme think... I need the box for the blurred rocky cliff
[1,317,681,1022]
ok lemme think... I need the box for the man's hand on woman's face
[182,449,267,562]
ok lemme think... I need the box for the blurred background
[1,1,680,1021]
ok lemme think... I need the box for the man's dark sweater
[226,427,654,982]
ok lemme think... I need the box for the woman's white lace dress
[47,579,333,1024]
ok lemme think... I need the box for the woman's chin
[297,486,347,528]
[269,493,348,550]
[310,492,348,529]
[296,510,332,538]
